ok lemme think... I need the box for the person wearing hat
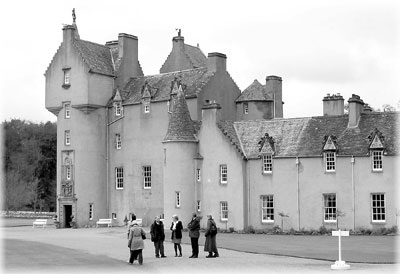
[170,214,183,257]
[204,213,219,258]
[187,212,200,258]
[128,220,146,265]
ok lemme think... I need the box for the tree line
[2,119,57,212]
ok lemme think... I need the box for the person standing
[187,212,200,258]
[126,214,137,262]
[150,216,166,258]
[170,214,183,257]
[204,213,219,258]
[128,220,146,265]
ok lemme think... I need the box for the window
[115,167,124,189]
[243,102,249,114]
[262,154,272,173]
[261,195,274,223]
[325,152,336,172]
[65,103,71,119]
[143,166,151,189]
[167,101,171,113]
[196,169,201,182]
[115,102,122,116]
[89,204,93,220]
[175,191,181,208]
[64,70,70,85]
[220,164,227,184]
[66,166,72,180]
[65,130,71,146]
[371,150,383,171]
[115,134,122,149]
[324,194,336,222]
[220,201,228,221]
[371,193,385,223]
[197,200,201,212]
[144,102,150,113]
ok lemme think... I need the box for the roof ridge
[77,39,109,49]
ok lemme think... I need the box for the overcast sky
[1,0,398,123]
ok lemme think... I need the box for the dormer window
[262,154,273,174]
[371,150,383,171]
[259,133,275,174]
[243,102,249,114]
[62,68,71,89]
[115,102,122,116]
[65,103,71,119]
[368,128,385,172]
[144,102,150,113]
[322,135,338,173]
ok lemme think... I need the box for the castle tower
[162,81,198,222]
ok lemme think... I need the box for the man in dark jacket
[187,212,200,258]
[150,216,166,258]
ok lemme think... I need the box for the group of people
[126,212,219,265]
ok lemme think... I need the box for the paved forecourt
[2,225,398,274]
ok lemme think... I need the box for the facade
[45,14,399,230]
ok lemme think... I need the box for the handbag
[210,222,218,236]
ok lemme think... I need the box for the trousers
[191,237,199,256]
[153,240,165,256]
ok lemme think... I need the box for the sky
[1,0,399,123]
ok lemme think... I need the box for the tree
[382,104,396,112]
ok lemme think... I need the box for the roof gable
[236,79,273,102]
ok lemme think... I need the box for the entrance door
[64,205,72,228]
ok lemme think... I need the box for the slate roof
[122,68,215,105]
[218,112,399,159]
[236,79,273,102]
[184,44,207,68]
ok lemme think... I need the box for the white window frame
[115,133,122,150]
[65,130,71,146]
[64,70,70,85]
[144,102,150,113]
[371,193,386,223]
[175,191,181,208]
[115,102,122,116]
[66,166,72,181]
[143,165,152,189]
[65,103,71,119]
[262,154,273,174]
[220,201,228,221]
[196,169,201,182]
[220,164,228,184]
[115,167,124,189]
[324,151,336,172]
[197,200,201,212]
[371,150,383,172]
[89,204,93,220]
[243,102,249,114]
[323,194,337,223]
[261,195,274,223]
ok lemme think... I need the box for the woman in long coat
[170,214,183,257]
[204,214,219,258]
[128,221,146,265]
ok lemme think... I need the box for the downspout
[296,157,300,230]
[351,156,355,230]
[106,109,109,218]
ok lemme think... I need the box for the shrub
[244,225,255,234]
[318,226,329,235]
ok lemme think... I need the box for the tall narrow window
[65,103,71,119]
[64,71,70,85]
[144,102,150,113]
[243,102,249,114]
[66,166,72,181]
[196,169,201,182]
[325,152,336,172]
[220,164,227,184]
[115,102,122,116]
[175,191,181,208]
[371,150,383,171]
[371,193,385,223]
[197,200,201,212]
[143,166,152,189]
[115,167,124,189]
[89,204,94,220]
[262,154,273,173]
[220,201,228,221]
[324,194,336,222]
[65,130,71,146]
[115,134,122,150]
[261,195,274,223]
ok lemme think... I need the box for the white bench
[33,219,47,228]
[96,218,113,227]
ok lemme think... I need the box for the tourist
[204,213,219,258]
[127,214,136,238]
[187,212,200,258]
[150,216,166,258]
[170,214,183,257]
[128,220,146,265]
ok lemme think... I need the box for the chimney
[265,76,283,118]
[202,100,222,125]
[363,103,373,112]
[348,94,364,128]
[172,33,185,52]
[62,25,77,60]
[117,33,139,86]
[323,93,344,116]
[207,52,227,73]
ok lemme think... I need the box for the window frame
[323,194,337,223]
[371,150,383,172]
[196,168,201,182]
[243,102,249,114]
[115,133,122,150]
[66,166,72,181]
[220,164,228,184]
[115,167,124,189]
[89,203,94,220]
[324,151,336,172]
[144,102,150,113]
[220,201,228,221]
[64,130,71,146]
[143,165,152,189]
[262,154,273,174]
[175,191,181,208]
[261,195,274,223]
[65,103,71,119]
[197,200,201,212]
[115,102,122,116]
[371,193,386,223]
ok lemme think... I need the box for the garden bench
[96,218,113,227]
[32,219,47,228]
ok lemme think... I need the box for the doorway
[64,205,72,228]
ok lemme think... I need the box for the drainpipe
[106,109,109,218]
[351,156,355,230]
[296,157,300,230]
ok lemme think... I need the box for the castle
[45,12,398,231]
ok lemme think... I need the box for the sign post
[331,229,350,270]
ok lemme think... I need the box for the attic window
[243,103,249,114]
[62,68,71,89]
[322,135,338,173]
[115,102,123,116]
[144,102,150,113]
[262,154,273,174]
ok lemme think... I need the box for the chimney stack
[207,52,227,73]
[348,94,364,128]
[265,76,283,118]
[323,93,344,116]
[202,100,222,125]
[117,33,139,86]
